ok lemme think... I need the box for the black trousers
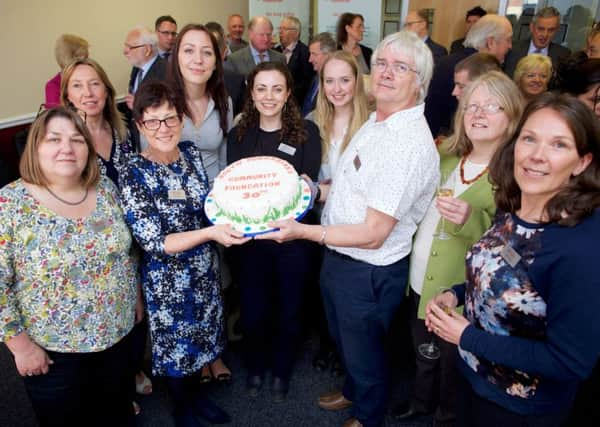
[409,289,458,426]
[237,239,315,379]
[24,331,135,427]
[457,372,568,427]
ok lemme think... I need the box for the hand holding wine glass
[418,287,456,360]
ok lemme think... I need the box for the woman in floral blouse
[119,81,247,427]
[0,107,139,427]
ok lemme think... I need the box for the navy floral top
[455,210,600,415]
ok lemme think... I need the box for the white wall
[0,0,248,123]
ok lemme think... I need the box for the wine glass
[436,170,455,241]
[418,287,455,360]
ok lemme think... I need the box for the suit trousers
[409,288,458,426]
[237,239,314,380]
[320,249,408,427]
[24,331,135,427]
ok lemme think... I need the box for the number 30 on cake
[204,156,312,235]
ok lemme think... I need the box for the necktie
[134,68,143,93]
[534,48,542,54]
[258,52,266,63]
[162,51,170,60]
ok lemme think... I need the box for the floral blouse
[0,177,137,352]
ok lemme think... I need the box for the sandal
[135,371,153,395]
[200,365,212,384]
[210,358,232,383]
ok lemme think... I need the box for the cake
[205,156,311,233]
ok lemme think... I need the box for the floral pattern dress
[119,141,224,377]
[0,177,137,352]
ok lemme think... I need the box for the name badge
[353,154,362,171]
[500,244,521,268]
[168,189,187,200]
[278,143,296,156]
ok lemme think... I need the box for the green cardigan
[414,143,496,319]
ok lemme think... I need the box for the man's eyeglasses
[141,116,180,130]
[463,103,504,115]
[373,59,417,75]
[158,30,178,37]
[124,43,147,51]
[404,20,425,27]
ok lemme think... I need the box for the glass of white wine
[436,170,455,241]
[418,287,455,360]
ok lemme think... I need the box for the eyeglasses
[141,115,180,130]
[278,27,298,32]
[124,43,147,50]
[373,59,417,75]
[464,103,505,115]
[404,20,425,26]
[158,30,178,37]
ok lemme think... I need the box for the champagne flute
[436,170,455,240]
[418,287,455,360]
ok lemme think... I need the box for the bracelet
[318,226,327,245]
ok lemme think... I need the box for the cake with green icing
[209,156,304,227]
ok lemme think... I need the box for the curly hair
[489,92,600,226]
[236,61,306,145]
[168,24,229,136]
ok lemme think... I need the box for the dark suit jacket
[274,41,315,106]
[426,37,448,65]
[127,55,168,150]
[450,38,465,54]
[424,47,477,137]
[503,39,571,77]
[128,55,167,94]
[223,47,286,79]
[360,44,373,72]
[224,69,246,116]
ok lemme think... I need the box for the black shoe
[173,408,207,427]
[192,395,231,424]
[312,351,330,371]
[246,374,263,397]
[392,402,430,421]
[271,376,289,403]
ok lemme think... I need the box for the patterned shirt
[322,104,439,266]
[0,178,137,352]
[456,210,600,414]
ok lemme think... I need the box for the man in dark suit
[206,21,247,116]
[450,6,487,54]
[503,6,571,78]
[123,26,167,149]
[424,14,513,137]
[302,32,336,117]
[224,16,285,79]
[154,15,177,60]
[227,14,248,53]
[404,9,447,64]
[274,16,314,107]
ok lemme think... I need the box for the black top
[226,119,321,182]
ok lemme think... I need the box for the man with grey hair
[302,32,336,116]
[300,30,439,427]
[424,14,513,136]
[503,6,570,77]
[123,26,167,110]
[275,16,314,106]
[224,15,285,79]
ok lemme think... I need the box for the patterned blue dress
[119,141,224,377]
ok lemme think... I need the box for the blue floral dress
[119,141,224,377]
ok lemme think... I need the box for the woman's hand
[254,219,306,243]
[436,197,472,226]
[425,297,469,346]
[6,333,53,377]
[210,225,250,247]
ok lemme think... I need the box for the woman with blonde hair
[514,54,552,101]
[394,71,523,426]
[310,50,370,373]
[60,58,130,184]
[45,34,89,108]
[313,50,369,181]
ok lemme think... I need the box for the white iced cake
[207,156,308,229]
